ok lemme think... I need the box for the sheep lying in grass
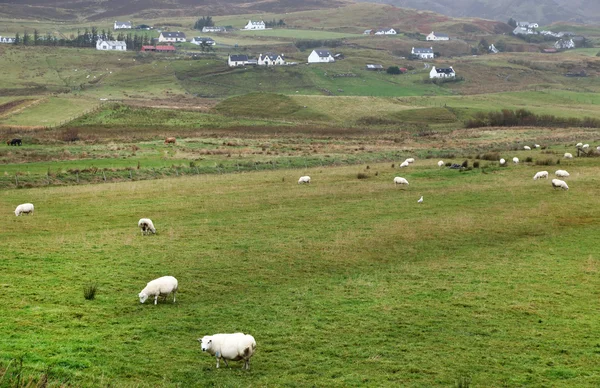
[597,146,600,151]
[533,171,548,180]
[513,157,519,164]
[405,158,415,164]
[524,146,531,150]
[437,160,444,167]
[564,153,573,159]
[15,203,34,216]
[499,158,506,165]
[199,333,256,370]
[393,177,409,186]
[535,144,540,148]
[139,276,178,305]
[138,218,156,235]
[399,161,409,168]
[555,170,570,178]
[576,142,583,147]
[297,176,311,184]
[552,179,569,190]
[582,144,589,149]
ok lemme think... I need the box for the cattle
[7,138,22,146]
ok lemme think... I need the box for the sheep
[597,146,600,151]
[138,276,178,305]
[533,171,548,180]
[405,158,415,164]
[164,137,176,144]
[551,179,569,190]
[524,146,531,150]
[138,218,156,235]
[437,160,444,167]
[297,176,311,184]
[393,177,409,186]
[199,333,256,370]
[499,158,506,165]
[14,203,34,216]
[399,161,409,168]
[576,142,583,147]
[564,153,573,159]
[534,144,540,148]
[555,169,570,178]
[417,196,423,203]
[513,157,519,164]
[582,144,589,149]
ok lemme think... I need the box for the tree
[386,66,401,75]
[23,31,31,46]
[14,32,20,45]
[194,16,214,30]
[507,18,517,28]
[33,29,39,45]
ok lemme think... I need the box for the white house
[158,32,186,43]
[512,26,536,35]
[96,40,126,51]
[0,36,15,43]
[430,66,455,79]
[488,44,499,54]
[426,32,449,41]
[307,50,335,63]
[411,47,434,59]
[228,54,249,67]
[374,28,397,35]
[244,20,265,30]
[202,26,226,33]
[554,39,575,50]
[114,21,132,30]
[190,37,215,46]
[363,29,372,35]
[258,53,285,66]
[517,21,538,29]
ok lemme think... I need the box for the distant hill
[0,0,349,21]
[357,0,600,25]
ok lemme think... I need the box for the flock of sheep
[11,142,591,370]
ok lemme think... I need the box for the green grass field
[1,151,600,386]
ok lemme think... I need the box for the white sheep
[513,157,519,164]
[534,144,540,148]
[551,179,569,190]
[582,144,589,149]
[576,142,583,147]
[524,146,531,150]
[533,171,548,180]
[399,161,409,168]
[393,177,409,186]
[199,333,257,369]
[15,203,34,216]
[597,146,600,151]
[437,160,444,167]
[555,169,570,178]
[138,218,156,235]
[405,158,415,164]
[564,153,573,159]
[138,276,178,305]
[499,158,506,165]
[297,176,311,184]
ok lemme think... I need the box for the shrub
[535,158,555,166]
[481,152,500,161]
[357,173,369,179]
[387,66,401,75]
[83,283,97,300]
[61,128,79,142]
[461,160,468,168]
[473,161,480,168]
[525,157,533,163]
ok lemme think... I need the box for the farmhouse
[244,20,265,30]
[0,36,14,43]
[489,44,499,53]
[258,53,285,66]
[190,37,215,46]
[158,32,186,43]
[426,32,449,41]
[96,40,126,51]
[430,66,455,79]
[141,45,176,53]
[308,50,335,63]
[228,54,249,67]
[412,47,434,59]
[202,26,226,33]
[114,21,132,30]
[517,21,539,29]
[374,28,397,35]
[554,39,575,50]
[513,26,535,35]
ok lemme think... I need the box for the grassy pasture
[234,29,365,40]
[1,152,600,386]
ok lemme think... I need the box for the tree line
[465,109,600,129]
[12,27,153,50]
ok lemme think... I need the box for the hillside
[357,0,600,25]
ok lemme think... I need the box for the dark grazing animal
[7,138,22,146]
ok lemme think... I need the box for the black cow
[7,138,22,146]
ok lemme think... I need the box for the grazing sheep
[139,276,178,305]
[533,171,548,180]
[437,160,444,167]
[393,177,409,186]
[417,196,423,203]
[597,146,600,151]
[499,158,506,165]
[564,153,573,159]
[555,169,570,178]
[14,203,34,216]
[535,144,540,148]
[582,144,589,149]
[138,218,156,235]
[524,146,531,150]
[297,176,311,184]
[164,137,176,144]
[513,157,519,164]
[576,142,583,147]
[551,179,569,190]
[199,333,256,370]
[399,161,409,168]
[405,158,415,164]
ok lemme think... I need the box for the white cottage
[0,36,15,44]
[158,32,186,43]
[374,28,397,35]
[258,53,285,66]
[228,54,249,67]
[202,26,226,33]
[96,40,126,51]
[114,21,132,30]
[308,50,335,63]
[411,47,434,59]
[190,37,215,46]
[429,66,455,79]
[426,32,449,41]
[244,20,265,30]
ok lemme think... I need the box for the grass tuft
[83,284,97,300]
